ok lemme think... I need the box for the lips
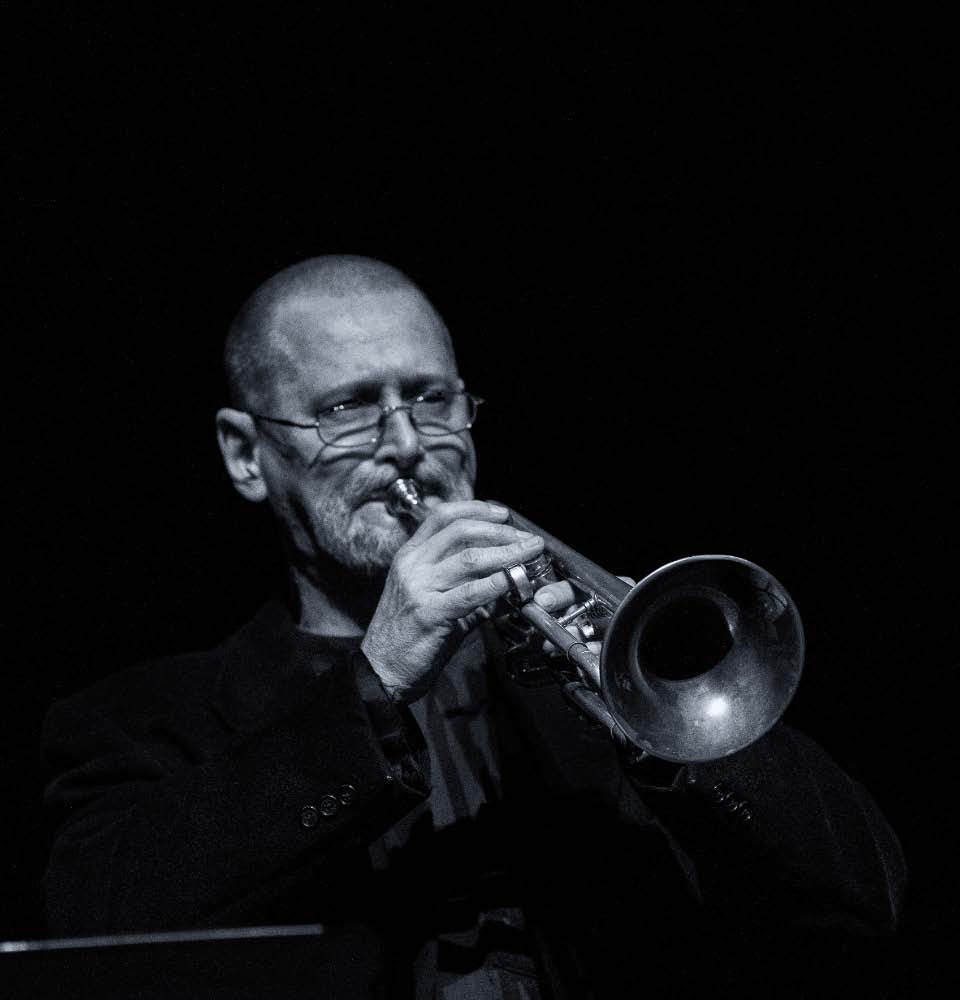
[356,490,416,513]
[356,472,454,511]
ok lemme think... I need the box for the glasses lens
[413,392,476,435]
[316,393,479,447]
[318,404,381,448]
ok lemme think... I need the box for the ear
[216,408,269,503]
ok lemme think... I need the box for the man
[43,256,906,997]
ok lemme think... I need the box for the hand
[362,501,545,704]
[532,576,636,658]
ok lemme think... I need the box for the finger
[533,580,576,611]
[418,517,539,564]
[455,603,496,634]
[405,500,510,545]
[535,578,635,612]
[434,534,545,590]
[442,569,516,619]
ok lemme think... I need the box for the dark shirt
[304,627,542,996]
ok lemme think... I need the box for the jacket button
[337,784,357,806]
[319,794,340,818]
[300,805,319,829]
[734,803,753,824]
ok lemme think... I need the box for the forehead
[269,289,458,399]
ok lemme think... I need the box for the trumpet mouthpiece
[386,478,425,522]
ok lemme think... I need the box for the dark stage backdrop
[8,3,951,993]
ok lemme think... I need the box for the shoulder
[54,600,293,703]
[43,601,306,748]
[42,643,228,754]
[54,647,219,712]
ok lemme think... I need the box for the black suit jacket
[42,602,907,997]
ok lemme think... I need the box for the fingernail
[488,504,508,516]
[515,529,533,538]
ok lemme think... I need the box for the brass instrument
[386,479,803,764]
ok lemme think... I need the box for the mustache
[349,464,463,507]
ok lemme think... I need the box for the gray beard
[305,469,474,579]
[312,493,407,578]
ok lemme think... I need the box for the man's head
[216,256,477,580]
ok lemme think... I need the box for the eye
[321,399,367,416]
[418,388,451,403]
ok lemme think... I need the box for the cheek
[267,460,348,528]
[429,434,477,477]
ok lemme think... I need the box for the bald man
[42,257,907,998]
[216,256,527,703]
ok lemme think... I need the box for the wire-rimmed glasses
[250,390,484,450]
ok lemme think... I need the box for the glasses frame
[250,390,484,449]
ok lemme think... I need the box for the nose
[374,404,424,468]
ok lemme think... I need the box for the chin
[338,514,409,578]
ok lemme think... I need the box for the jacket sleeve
[611,722,910,996]
[42,650,429,934]
[635,723,907,935]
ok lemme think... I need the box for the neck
[287,557,384,637]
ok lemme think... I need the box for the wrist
[360,638,407,703]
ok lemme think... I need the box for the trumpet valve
[555,597,600,628]
[555,598,600,641]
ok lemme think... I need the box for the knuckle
[466,521,510,544]
[512,539,538,558]
[465,574,502,604]
[462,578,486,602]
[458,523,487,545]
[459,546,482,569]
[441,500,491,521]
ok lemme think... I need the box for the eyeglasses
[250,390,484,450]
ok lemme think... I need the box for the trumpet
[386,479,803,764]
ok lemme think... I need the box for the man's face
[256,287,476,578]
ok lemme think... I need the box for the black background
[7,1,953,992]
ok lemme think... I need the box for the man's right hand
[361,500,544,704]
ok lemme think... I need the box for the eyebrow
[309,375,458,408]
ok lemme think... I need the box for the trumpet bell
[600,556,804,763]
